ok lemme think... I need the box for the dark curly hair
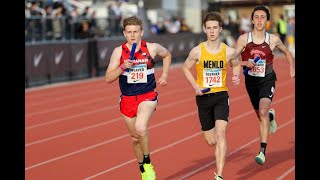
[251,6,270,21]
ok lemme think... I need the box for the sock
[143,154,151,164]
[269,111,274,122]
[260,142,267,155]
[139,161,145,173]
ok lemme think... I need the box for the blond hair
[123,16,143,30]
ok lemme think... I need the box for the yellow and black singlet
[196,42,228,93]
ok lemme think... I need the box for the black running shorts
[196,91,229,131]
[245,73,276,110]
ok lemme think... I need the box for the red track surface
[25,55,295,180]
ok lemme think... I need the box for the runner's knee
[131,135,140,143]
[258,108,269,118]
[205,137,216,147]
[135,124,147,136]
[215,130,225,142]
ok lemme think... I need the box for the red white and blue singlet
[119,40,156,96]
[241,32,274,77]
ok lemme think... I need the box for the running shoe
[141,172,147,180]
[269,109,277,133]
[143,163,156,180]
[255,152,266,165]
[214,172,223,180]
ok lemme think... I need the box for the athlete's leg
[135,101,157,154]
[257,80,275,148]
[203,128,217,146]
[123,115,144,164]
[214,119,228,177]
[204,93,229,178]
[258,98,272,144]
[253,98,272,164]
[136,100,157,179]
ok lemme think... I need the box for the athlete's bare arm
[236,33,256,68]
[105,44,136,83]
[270,34,295,78]
[147,42,172,86]
[226,46,241,85]
[105,46,124,83]
[182,45,204,95]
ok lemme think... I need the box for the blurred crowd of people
[25,0,100,41]
[25,0,191,42]
[149,16,191,35]
[25,0,294,55]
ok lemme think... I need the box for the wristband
[119,64,125,71]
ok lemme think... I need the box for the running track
[25,55,295,180]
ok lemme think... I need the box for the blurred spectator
[265,20,271,33]
[30,1,46,41]
[171,16,181,33]
[25,3,31,40]
[277,14,287,43]
[164,16,180,34]
[286,16,295,57]
[222,13,230,31]
[180,18,190,32]
[221,14,237,47]
[51,2,65,40]
[150,18,159,34]
[150,23,159,34]
[81,6,91,20]
[240,14,251,34]
[229,18,240,41]
[107,1,122,36]
[44,4,53,40]
[76,20,94,39]
[90,10,99,37]
[156,17,166,34]
[69,6,81,39]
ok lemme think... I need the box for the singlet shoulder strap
[247,32,253,44]
[265,32,270,45]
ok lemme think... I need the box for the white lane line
[275,166,295,180]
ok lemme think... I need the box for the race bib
[203,68,222,87]
[127,64,147,83]
[248,59,266,77]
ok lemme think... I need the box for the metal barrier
[25,32,206,88]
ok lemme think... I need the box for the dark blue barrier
[69,40,89,79]
[25,33,206,88]
[25,44,51,87]
[48,43,71,83]
[96,38,124,72]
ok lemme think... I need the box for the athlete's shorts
[119,90,158,118]
[196,91,229,131]
[245,79,276,110]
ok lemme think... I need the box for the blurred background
[25,0,295,88]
